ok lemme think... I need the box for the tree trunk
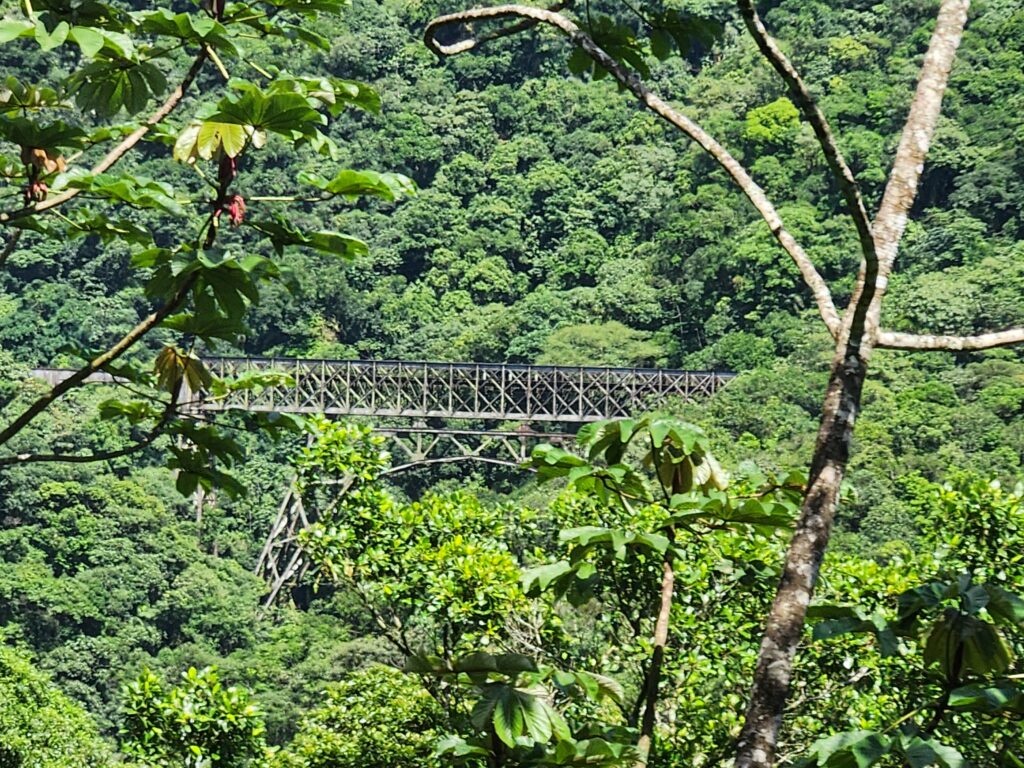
[635,557,675,768]
[734,4,969,764]
[734,337,869,767]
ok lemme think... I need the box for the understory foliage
[0,645,109,768]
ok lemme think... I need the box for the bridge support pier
[254,424,570,610]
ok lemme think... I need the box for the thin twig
[736,0,876,271]
[0,382,182,466]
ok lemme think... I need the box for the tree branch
[0,229,21,270]
[424,0,574,55]
[877,327,1024,351]
[634,556,675,768]
[870,0,970,277]
[734,4,971,767]
[0,51,207,226]
[0,273,197,450]
[736,0,876,267]
[0,381,182,467]
[424,5,841,337]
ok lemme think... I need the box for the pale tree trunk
[733,331,870,766]
[733,3,971,764]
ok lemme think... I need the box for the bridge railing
[199,357,734,423]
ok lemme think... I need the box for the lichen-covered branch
[424,0,573,54]
[425,5,841,337]
[877,326,1024,351]
[734,3,971,766]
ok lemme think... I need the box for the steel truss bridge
[31,357,734,606]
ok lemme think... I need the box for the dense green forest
[0,0,1023,766]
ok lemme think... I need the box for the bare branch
[425,5,841,337]
[0,273,197,450]
[735,4,971,767]
[877,327,1024,351]
[0,381,182,467]
[0,51,207,226]
[736,0,876,267]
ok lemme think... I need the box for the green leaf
[899,736,967,768]
[0,19,34,44]
[522,561,573,593]
[984,584,1024,626]
[650,28,674,60]
[435,735,490,758]
[197,121,248,159]
[798,730,891,768]
[948,681,1024,715]
[489,686,524,747]
[69,26,104,58]
[248,218,368,258]
[298,168,415,200]
[34,20,69,52]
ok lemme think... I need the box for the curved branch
[424,0,573,55]
[425,5,841,337]
[0,273,197,449]
[0,51,207,226]
[877,327,1024,351]
[734,4,971,767]
[0,381,182,467]
[736,0,876,266]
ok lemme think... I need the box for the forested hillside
[0,0,1023,766]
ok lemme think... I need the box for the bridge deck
[199,357,733,423]
[30,358,733,423]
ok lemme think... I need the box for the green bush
[0,646,109,768]
[278,665,442,768]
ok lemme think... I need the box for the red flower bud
[224,194,246,227]
[23,180,48,204]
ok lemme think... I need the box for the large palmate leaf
[135,9,238,54]
[154,345,212,394]
[298,168,415,200]
[69,59,166,117]
[249,218,368,258]
[0,77,66,112]
[257,76,381,114]
[0,116,87,151]
[796,730,891,768]
[948,680,1024,716]
[209,87,324,138]
[924,612,1013,677]
[471,682,563,748]
[58,172,186,215]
